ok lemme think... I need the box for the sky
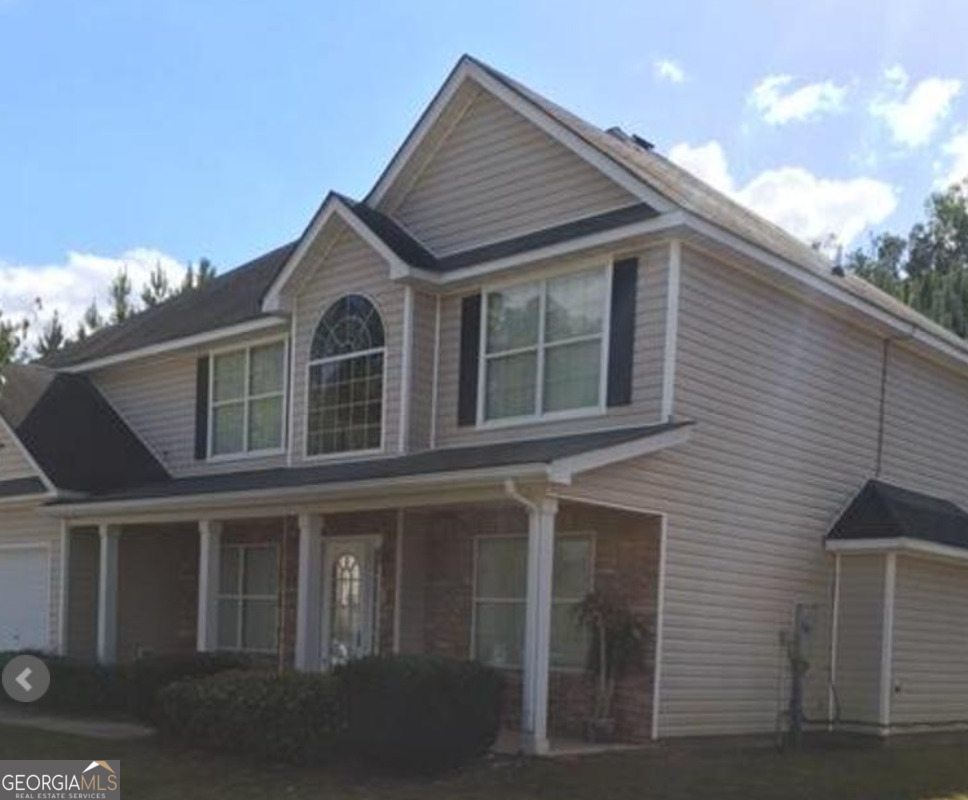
[2,0,967,339]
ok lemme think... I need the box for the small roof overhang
[46,422,692,521]
[826,479,968,563]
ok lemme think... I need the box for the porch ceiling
[46,421,691,519]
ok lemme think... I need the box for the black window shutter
[607,258,639,407]
[458,293,482,426]
[194,356,210,460]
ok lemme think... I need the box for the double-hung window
[482,266,609,423]
[217,544,278,652]
[473,534,593,670]
[210,340,287,457]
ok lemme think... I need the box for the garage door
[0,547,49,651]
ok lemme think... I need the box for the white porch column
[196,520,223,652]
[58,521,71,656]
[522,497,557,755]
[96,524,121,664]
[295,514,323,671]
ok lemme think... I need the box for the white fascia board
[826,536,968,565]
[262,197,410,312]
[61,316,288,374]
[367,58,674,213]
[679,213,968,374]
[394,213,686,288]
[44,463,550,520]
[547,425,692,485]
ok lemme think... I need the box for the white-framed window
[209,339,287,458]
[217,543,278,652]
[480,265,610,424]
[472,533,594,670]
[306,294,386,456]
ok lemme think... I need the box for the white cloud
[936,121,968,188]
[0,248,187,343]
[748,74,848,125]
[669,140,898,248]
[667,141,732,193]
[870,66,961,147]
[654,59,686,84]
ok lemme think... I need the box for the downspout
[874,327,915,478]
[504,479,538,513]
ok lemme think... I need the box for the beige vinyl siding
[435,244,669,447]
[391,88,637,255]
[92,330,290,477]
[835,555,886,726]
[0,426,38,481]
[291,226,404,463]
[891,555,968,727]
[879,346,968,508]
[0,503,62,652]
[561,244,884,736]
[407,291,438,451]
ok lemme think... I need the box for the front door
[321,537,378,667]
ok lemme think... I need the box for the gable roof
[0,363,169,493]
[828,480,968,551]
[41,242,296,370]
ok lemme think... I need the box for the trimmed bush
[336,655,504,772]
[157,670,343,764]
[124,652,251,720]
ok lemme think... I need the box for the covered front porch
[58,490,663,751]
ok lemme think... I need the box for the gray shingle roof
[0,363,169,493]
[51,422,687,506]
[828,480,968,551]
[40,242,296,369]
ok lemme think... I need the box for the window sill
[206,448,287,464]
[476,404,606,431]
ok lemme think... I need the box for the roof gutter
[43,463,551,521]
[826,537,968,565]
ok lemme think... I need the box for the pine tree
[35,310,65,357]
[141,262,172,307]
[109,268,135,324]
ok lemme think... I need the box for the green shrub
[123,652,251,720]
[157,670,343,764]
[336,655,504,772]
[0,650,251,720]
[0,651,123,714]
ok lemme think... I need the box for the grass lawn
[2,724,968,800]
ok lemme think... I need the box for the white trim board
[366,57,674,214]
[60,316,288,374]
[826,537,968,565]
[263,195,410,313]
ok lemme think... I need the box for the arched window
[306,295,385,455]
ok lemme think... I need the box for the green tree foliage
[846,180,968,338]
[0,311,28,370]
[109,268,134,324]
[180,257,217,294]
[141,262,172,308]
[35,310,66,357]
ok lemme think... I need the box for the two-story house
[4,56,968,752]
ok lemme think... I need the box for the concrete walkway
[0,706,154,740]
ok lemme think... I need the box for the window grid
[472,533,594,671]
[306,295,386,457]
[209,340,286,458]
[480,265,610,425]
[217,543,278,654]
